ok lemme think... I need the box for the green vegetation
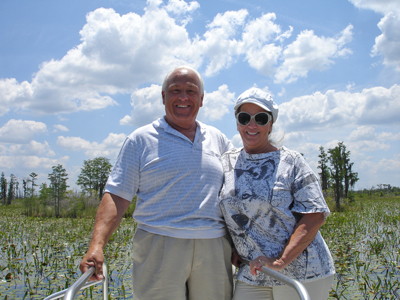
[0,195,399,299]
[0,201,136,299]
[323,195,400,299]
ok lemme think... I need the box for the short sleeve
[291,154,330,218]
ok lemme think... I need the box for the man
[80,66,233,300]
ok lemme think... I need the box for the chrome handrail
[241,258,310,300]
[43,262,108,300]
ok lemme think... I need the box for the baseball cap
[234,87,279,123]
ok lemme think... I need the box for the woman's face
[236,103,273,154]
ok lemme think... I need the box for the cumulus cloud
[275,25,353,83]
[279,84,400,131]
[0,4,199,116]
[53,124,69,132]
[8,141,55,156]
[349,125,400,141]
[348,0,400,15]
[231,133,243,148]
[371,12,400,71]
[120,85,165,127]
[198,84,235,121]
[349,0,400,71]
[200,9,248,76]
[0,119,47,144]
[0,155,69,171]
[164,0,200,25]
[0,2,357,118]
[57,133,126,158]
[241,13,291,77]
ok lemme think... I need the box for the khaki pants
[131,229,233,300]
[233,274,334,300]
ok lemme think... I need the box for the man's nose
[178,91,189,100]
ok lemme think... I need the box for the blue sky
[0,0,399,192]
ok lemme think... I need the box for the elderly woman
[219,87,335,300]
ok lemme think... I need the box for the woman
[219,87,335,300]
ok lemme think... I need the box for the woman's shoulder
[221,148,242,164]
[223,147,242,155]
[280,146,304,160]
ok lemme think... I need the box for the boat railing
[43,259,309,300]
[43,262,108,300]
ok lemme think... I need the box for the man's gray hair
[162,66,204,95]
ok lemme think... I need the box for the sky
[0,0,399,193]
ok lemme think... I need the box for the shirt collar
[154,117,206,142]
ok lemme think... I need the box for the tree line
[1,142,398,216]
[0,157,112,217]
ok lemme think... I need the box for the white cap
[234,87,279,123]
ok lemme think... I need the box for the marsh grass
[0,196,399,299]
[322,196,400,299]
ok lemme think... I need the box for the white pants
[233,275,334,300]
[131,229,233,300]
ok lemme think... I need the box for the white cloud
[200,9,248,76]
[53,124,69,132]
[275,25,353,83]
[8,141,55,156]
[0,119,47,143]
[198,85,235,121]
[349,125,400,141]
[165,0,200,13]
[0,155,69,171]
[120,85,165,127]
[0,3,361,118]
[371,12,400,71]
[165,0,200,25]
[0,5,199,116]
[348,0,400,15]
[57,133,126,158]
[241,13,291,77]
[348,139,390,152]
[231,133,243,148]
[279,84,400,131]
[348,0,400,71]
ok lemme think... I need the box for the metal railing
[241,258,310,300]
[43,262,108,300]
[43,259,309,300]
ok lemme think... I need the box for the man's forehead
[168,81,199,87]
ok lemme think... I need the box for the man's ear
[162,91,166,105]
[200,94,204,107]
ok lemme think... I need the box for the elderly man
[80,66,233,300]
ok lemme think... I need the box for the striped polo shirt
[105,117,232,239]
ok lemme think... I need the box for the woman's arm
[250,212,325,275]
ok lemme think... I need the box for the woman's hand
[249,256,285,275]
[231,250,241,268]
[250,213,326,276]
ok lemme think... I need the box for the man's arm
[79,192,131,280]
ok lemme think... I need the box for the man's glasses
[236,112,272,126]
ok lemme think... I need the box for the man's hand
[80,247,105,281]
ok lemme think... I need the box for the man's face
[162,68,203,131]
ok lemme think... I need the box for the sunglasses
[236,112,272,126]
